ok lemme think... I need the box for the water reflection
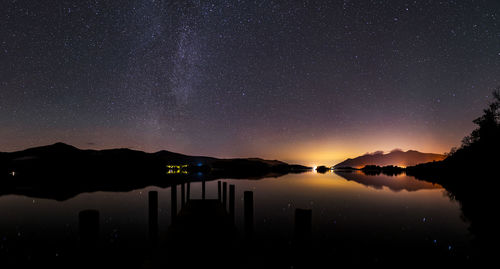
[0,172,476,267]
[335,170,442,192]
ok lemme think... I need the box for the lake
[0,171,475,267]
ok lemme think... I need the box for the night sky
[1,0,499,165]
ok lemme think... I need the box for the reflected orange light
[291,172,360,189]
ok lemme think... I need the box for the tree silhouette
[464,90,499,145]
[406,90,500,262]
[407,88,500,174]
[445,89,500,167]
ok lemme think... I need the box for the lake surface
[0,171,474,267]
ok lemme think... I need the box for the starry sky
[1,0,499,166]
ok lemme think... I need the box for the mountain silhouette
[0,143,310,200]
[0,142,305,174]
[333,149,445,169]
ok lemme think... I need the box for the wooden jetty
[152,182,243,268]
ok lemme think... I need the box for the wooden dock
[154,182,241,268]
[167,198,236,241]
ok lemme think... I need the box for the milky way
[1,0,499,165]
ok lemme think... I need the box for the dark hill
[0,143,310,200]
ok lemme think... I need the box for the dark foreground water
[0,171,476,267]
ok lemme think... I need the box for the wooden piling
[244,191,254,238]
[181,183,185,207]
[171,185,177,222]
[149,191,158,245]
[79,209,99,247]
[202,179,206,200]
[294,208,312,240]
[222,182,228,209]
[217,181,221,202]
[229,184,235,222]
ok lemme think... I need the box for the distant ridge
[333,149,446,169]
[0,142,304,171]
[0,142,310,200]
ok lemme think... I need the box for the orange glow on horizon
[258,129,456,167]
[1,125,461,168]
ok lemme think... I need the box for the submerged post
[229,184,235,222]
[217,181,221,202]
[79,209,99,247]
[181,183,185,207]
[171,184,177,222]
[244,191,254,238]
[202,179,206,200]
[294,208,312,241]
[222,182,227,209]
[148,191,158,245]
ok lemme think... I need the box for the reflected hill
[335,170,442,192]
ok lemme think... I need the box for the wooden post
[217,181,221,202]
[229,184,235,222]
[187,181,191,202]
[294,208,312,241]
[244,191,254,238]
[202,179,206,200]
[181,183,185,207]
[79,209,99,247]
[222,182,227,209]
[171,185,177,223]
[148,191,158,245]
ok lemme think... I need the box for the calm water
[0,171,473,266]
